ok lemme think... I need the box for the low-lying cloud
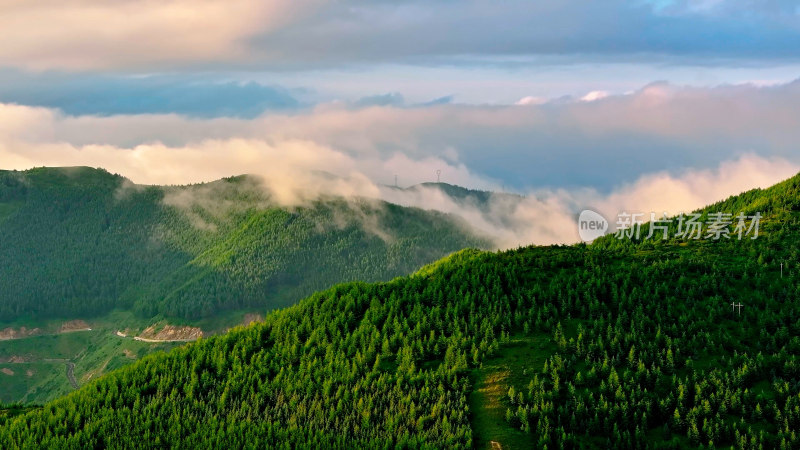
[5,80,800,191]
[378,154,798,247]
[1,80,799,248]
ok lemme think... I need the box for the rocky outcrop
[136,324,203,342]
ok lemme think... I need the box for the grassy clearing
[0,362,66,404]
[0,330,182,404]
[0,310,234,404]
[72,332,179,385]
[0,307,269,404]
[469,332,558,449]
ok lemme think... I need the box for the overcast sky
[2,0,800,198]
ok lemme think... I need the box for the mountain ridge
[3,171,799,448]
[0,166,490,321]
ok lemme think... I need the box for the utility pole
[395,175,398,188]
[436,169,441,183]
[735,302,743,315]
[781,262,783,278]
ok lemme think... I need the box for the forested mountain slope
[2,173,799,448]
[0,167,489,320]
[392,182,520,206]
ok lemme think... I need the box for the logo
[578,209,608,242]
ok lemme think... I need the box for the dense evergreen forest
[0,167,488,320]
[2,172,800,448]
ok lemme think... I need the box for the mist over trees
[0,167,488,321]
[3,172,800,448]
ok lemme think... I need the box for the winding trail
[116,330,199,343]
[133,336,196,343]
[65,362,78,389]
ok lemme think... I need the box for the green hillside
[0,167,489,321]
[388,182,524,212]
[2,173,799,448]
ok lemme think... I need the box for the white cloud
[22,79,798,178]
[580,90,610,102]
[586,154,799,226]
[2,0,799,71]
[1,94,797,249]
[515,96,548,106]
[0,0,319,71]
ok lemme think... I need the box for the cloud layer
[2,79,799,247]
[0,0,315,71]
[5,79,799,190]
[0,70,299,118]
[3,0,800,71]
